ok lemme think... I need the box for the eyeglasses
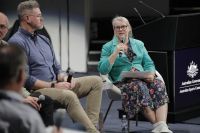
[24,14,43,19]
[114,25,128,30]
[0,24,8,30]
[29,14,43,18]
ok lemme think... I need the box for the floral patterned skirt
[114,78,169,118]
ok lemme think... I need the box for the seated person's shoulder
[1,100,42,123]
[104,40,113,46]
[8,33,27,48]
[0,100,45,132]
[102,40,115,51]
[131,38,144,45]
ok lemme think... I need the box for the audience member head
[0,12,9,40]
[0,45,27,92]
[112,16,133,41]
[17,0,43,32]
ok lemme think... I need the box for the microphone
[54,109,66,131]
[119,37,125,57]
[37,95,45,104]
[138,1,165,18]
[66,70,74,83]
[30,32,37,42]
[133,8,146,25]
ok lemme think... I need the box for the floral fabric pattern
[115,78,169,118]
[125,42,136,62]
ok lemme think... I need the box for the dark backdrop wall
[0,0,90,72]
[90,0,169,18]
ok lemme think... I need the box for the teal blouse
[98,36,156,83]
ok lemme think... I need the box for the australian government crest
[187,61,199,78]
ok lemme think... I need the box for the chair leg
[103,100,113,124]
[135,90,139,126]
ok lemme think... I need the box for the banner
[175,47,200,111]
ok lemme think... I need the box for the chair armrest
[100,74,121,100]
[100,74,112,83]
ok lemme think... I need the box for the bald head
[0,12,9,40]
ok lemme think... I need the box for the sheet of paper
[120,71,153,79]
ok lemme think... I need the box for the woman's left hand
[144,74,155,82]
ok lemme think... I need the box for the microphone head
[38,95,45,102]
[54,109,66,129]
[120,36,126,44]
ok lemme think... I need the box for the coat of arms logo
[187,61,198,78]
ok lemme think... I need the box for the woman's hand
[116,42,126,54]
[144,74,155,82]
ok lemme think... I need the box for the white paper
[120,71,153,79]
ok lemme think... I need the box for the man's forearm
[33,79,52,90]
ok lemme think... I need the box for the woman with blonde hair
[98,16,172,133]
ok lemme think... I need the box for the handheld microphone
[138,1,165,18]
[119,37,125,57]
[54,109,66,131]
[37,95,45,104]
[67,71,74,83]
[133,8,146,24]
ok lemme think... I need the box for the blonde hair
[112,16,133,37]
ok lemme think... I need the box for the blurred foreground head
[0,45,27,92]
[0,12,9,40]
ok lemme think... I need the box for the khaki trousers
[35,76,103,133]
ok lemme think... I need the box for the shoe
[159,124,173,133]
[151,121,163,133]
[151,124,161,133]
[151,121,173,133]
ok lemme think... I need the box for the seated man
[0,45,45,133]
[8,1,103,133]
[0,12,9,46]
[0,11,54,127]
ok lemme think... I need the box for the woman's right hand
[144,74,155,83]
[116,42,125,54]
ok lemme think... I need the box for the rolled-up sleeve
[98,43,113,75]
[25,64,37,89]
